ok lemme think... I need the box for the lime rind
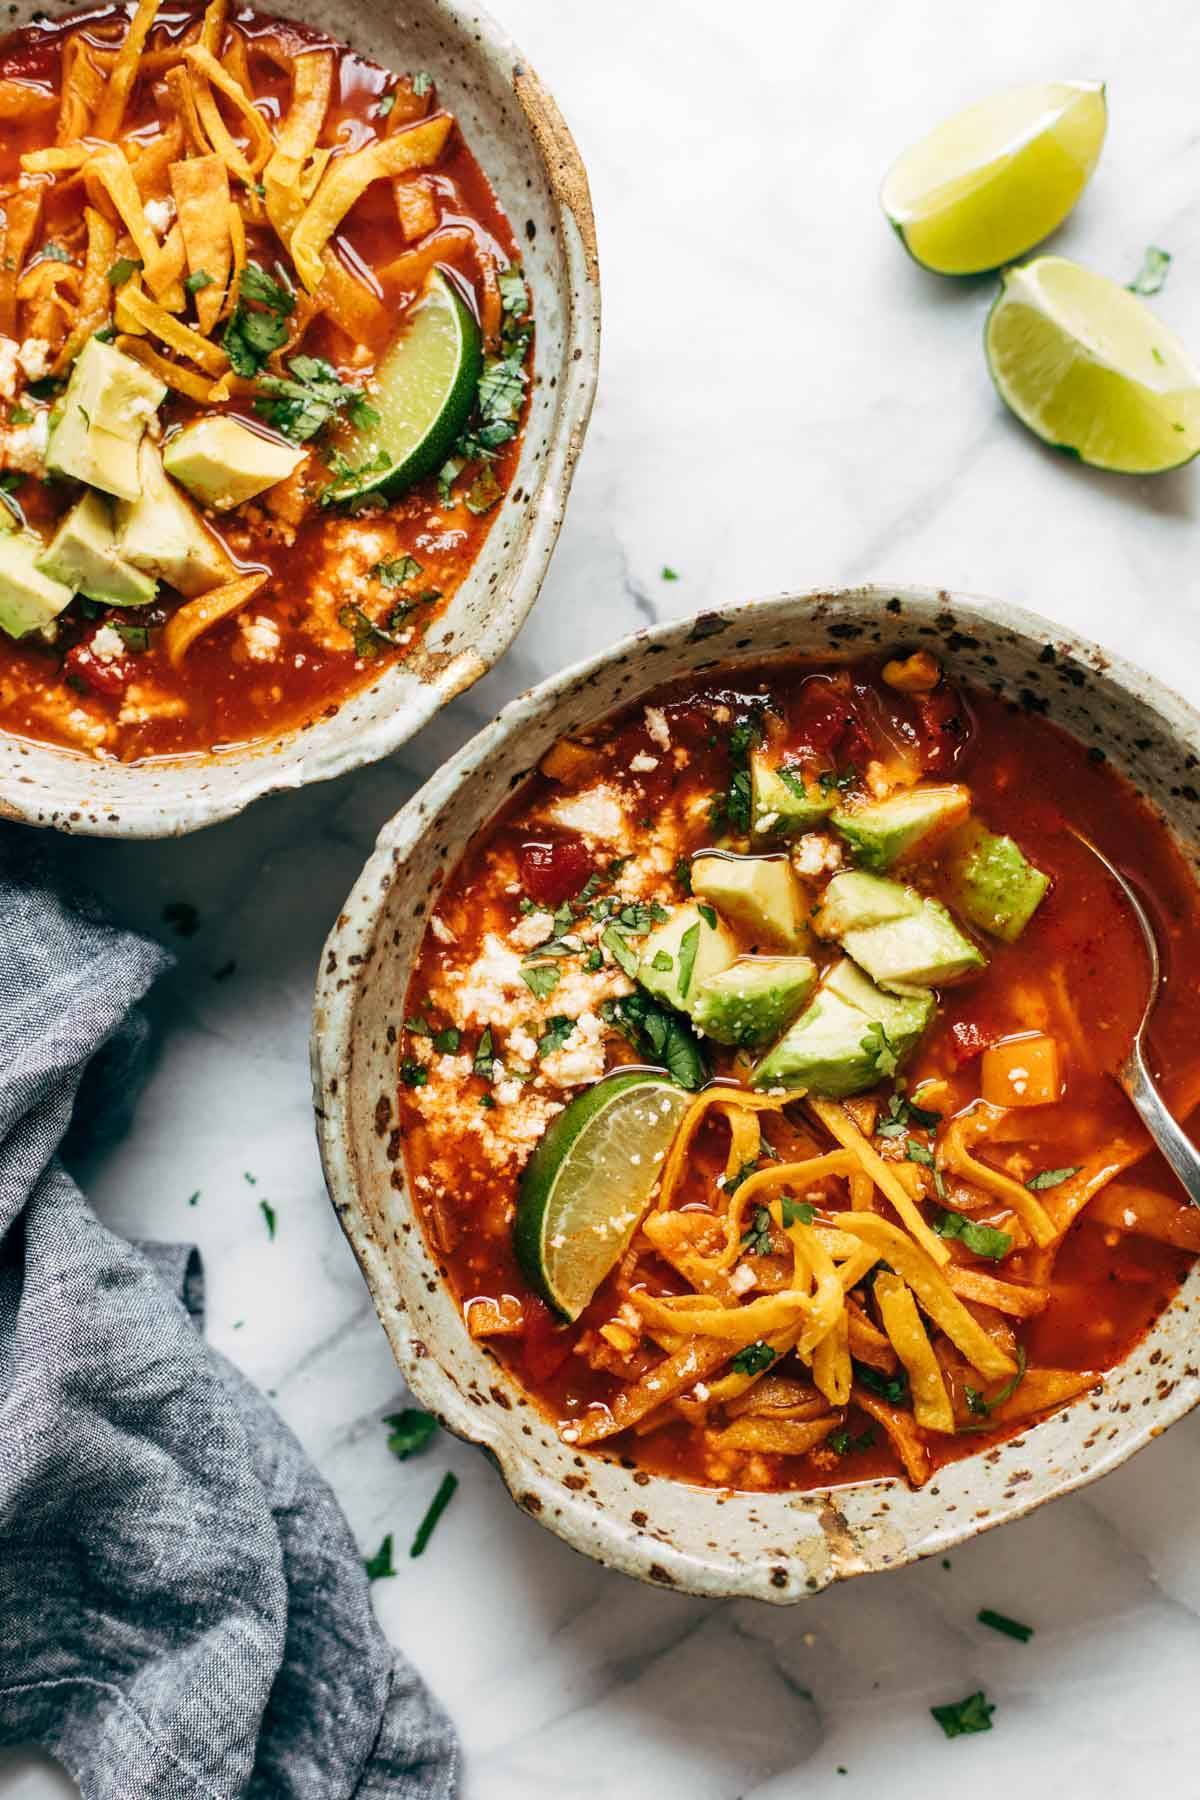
[985,255,1200,475]
[514,1070,692,1321]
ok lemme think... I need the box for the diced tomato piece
[63,639,132,699]
[793,677,854,756]
[519,838,592,907]
[949,1017,1001,1065]
[522,1295,574,1381]
[913,683,973,774]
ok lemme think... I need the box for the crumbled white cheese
[730,1263,757,1295]
[0,409,48,473]
[791,833,843,877]
[0,336,19,400]
[90,624,126,664]
[644,705,670,750]
[508,1027,539,1064]
[16,336,50,381]
[630,752,659,773]
[429,914,456,945]
[451,933,526,1022]
[143,195,176,235]
[545,784,628,846]
[541,1010,606,1089]
[239,614,281,662]
[65,707,109,747]
[755,810,780,834]
[509,909,556,950]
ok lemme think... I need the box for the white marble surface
[8,0,1200,1793]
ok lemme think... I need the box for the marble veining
[7,0,1200,1792]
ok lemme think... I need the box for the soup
[398,650,1200,1492]
[0,0,529,760]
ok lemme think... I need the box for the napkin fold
[0,830,459,1800]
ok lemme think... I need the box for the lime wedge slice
[985,255,1200,474]
[324,267,482,504]
[882,81,1107,275]
[514,1071,692,1321]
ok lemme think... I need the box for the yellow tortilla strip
[838,1213,1018,1382]
[114,282,228,372]
[169,154,231,332]
[163,63,209,156]
[290,113,453,291]
[945,1264,1048,1318]
[1087,1181,1200,1252]
[394,174,438,242]
[853,1386,931,1487]
[164,572,269,666]
[21,145,89,174]
[875,1272,956,1433]
[57,38,105,143]
[938,1108,1056,1246]
[809,1097,951,1266]
[710,1416,839,1456]
[200,0,227,54]
[92,0,162,139]
[811,1307,851,1407]
[83,144,177,299]
[131,120,184,195]
[0,79,55,121]
[263,49,333,244]
[115,333,245,403]
[54,205,118,372]
[182,46,273,183]
[0,186,43,334]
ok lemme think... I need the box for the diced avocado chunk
[692,955,818,1047]
[832,782,971,872]
[115,441,234,597]
[752,956,934,1097]
[636,901,738,1017]
[36,489,157,606]
[750,750,833,837]
[691,852,810,951]
[0,531,74,638]
[814,869,985,989]
[163,417,305,511]
[44,339,166,500]
[947,820,1051,942]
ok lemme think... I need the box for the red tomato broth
[400,656,1200,1494]
[0,3,527,760]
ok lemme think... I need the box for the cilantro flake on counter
[384,1408,438,1460]
[410,1471,458,1557]
[930,1691,995,1739]
[259,1199,277,1240]
[364,1533,397,1581]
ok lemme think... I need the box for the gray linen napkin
[0,830,459,1800]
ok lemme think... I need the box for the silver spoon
[1071,829,1200,1209]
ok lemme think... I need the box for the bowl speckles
[0,0,599,837]
[312,586,1200,1601]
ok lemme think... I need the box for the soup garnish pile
[0,0,529,759]
[399,657,1200,1493]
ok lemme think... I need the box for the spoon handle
[1121,1046,1200,1211]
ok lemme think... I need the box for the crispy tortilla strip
[394,175,438,242]
[809,1097,950,1265]
[0,186,44,334]
[1087,1182,1200,1252]
[657,1086,795,1217]
[83,144,178,298]
[852,1386,931,1487]
[846,1299,896,1372]
[939,1108,1056,1246]
[200,0,227,55]
[182,45,273,183]
[572,1336,735,1446]
[710,1416,840,1455]
[1042,1141,1149,1235]
[263,48,333,244]
[115,282,228,372]
[164,572,269,666]
[21,146,91,174]
[379,225,474,293]
[633,1287,809,1348]
[169,154,231,332]
[464,1294,524,1338]
[812,1307,851,1407]
[290,113,453,290]
[0,78,55,120]
[383,73,433,131]
[946,1264,1048,1318]
[131,120,184,194]
[221,30,253,95]
[313,249,386,341]
[58,37,106,143]
[875,1272,955,1433]
[115,332,247,402]
[93,0,162,139]
[989,1367,1101,1425]
[163,63,209,155]
[54,205,118,372]
[838,1213,1017,1382]
[725,1374,826,1420]
[722,1153,857,1267]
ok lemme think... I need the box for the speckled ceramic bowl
[313,586,1200,1602]
[0,0,599,837]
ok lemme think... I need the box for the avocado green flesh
[753,956,934,1096]
[514,1072,691,1320]
[636,901,738,1017]
[163,418,304,511]
[832,784,970,872]
[115,442,234,597]
[691,853,808,951]
[44,338,166,501]
[692,956,817,1047]
[815,869,985,989]
[323,269,483,503]
[750,752,833,837]
[948,821,1050,941]
[37,489,157,607]
[0,531,74,638]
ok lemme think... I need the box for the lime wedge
[882,81,1107,275]
[324,267,482,504]
[985,255,1200,474]
[514,1072,692,1321]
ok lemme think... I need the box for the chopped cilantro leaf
[933,1210,1012,1261]
[400,1061,428,1087]
[1128,245,1171,297]
[364,1533,397,1580]
[222,260,295,376]
[256,354,375,443]
[650,950,673,972]
[465,465,502,515]
[860,1021,898,1080]
[673,856,693,894]
[930,1691,995,1739]
[780,1197,815,1226]
[854,1360,909,1406]
[537,1015,574,1057]
[740,1205,773,1257]
[384,1408,437,1460]
[731,1340,775,1376]
[661,565,679,581]
[600,925,641,980]
[829,1425,875,1456]
[431,1027,461,1054]
[519,961,561,1001]
[977,1608,1033,1643]
[106,255,142,286]
[259,1198,277,1239]
[696,904,717,930]
[411,69,433,96]
[372,554,423,588]
[1026,1165,1081,1191]
[600,992,708,1090]
[676,920,701,998]
[184,268,215,294]
[473,1027,495,1077]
